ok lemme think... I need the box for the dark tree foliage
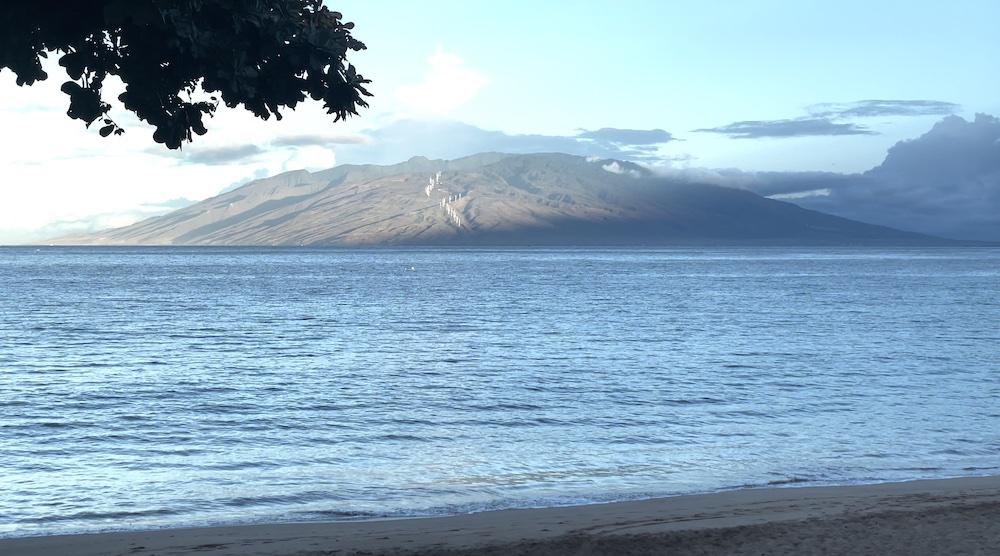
[0,0,371,148]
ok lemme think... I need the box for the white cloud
[649,166,760,189]
[601,161,642,178]
[281,146,336,172]
[395,47,488,116]
[769,188,831,200]
[602,161,624,174]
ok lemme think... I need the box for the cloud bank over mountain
[799,114,1000,240]
[675,114,1000,240]
[325,120,679,166]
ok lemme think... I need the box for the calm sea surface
[2,246,999,537]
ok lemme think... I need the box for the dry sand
[4,476,1000,555]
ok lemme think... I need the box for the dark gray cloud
[867,114,1000,182]
[271,133,370,147]
[331,120,678,166]
[813,114,1000,240]
[183,144,265,165]
[694,114,1000,241]
[693,118,876,139]
[809,99,960,119]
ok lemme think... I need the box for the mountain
[49,152,955,246]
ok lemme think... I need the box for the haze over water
[2,246,999,538]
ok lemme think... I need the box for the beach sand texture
[4,477,999,555]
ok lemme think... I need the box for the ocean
[2,246,999,538]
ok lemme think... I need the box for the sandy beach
[3,476,1000,555]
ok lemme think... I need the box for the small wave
[37,421,78,429]
[220,491,334,509]
[298,509,395,520]
[467,403,543,411]
[660,397,727,406]
[200,460,285,471]
[14,507,181,525]
[765,476,813,486]
[377,434,429,442]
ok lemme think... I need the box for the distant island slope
[49,153,962,246]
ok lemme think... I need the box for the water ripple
[2,246,1000,537]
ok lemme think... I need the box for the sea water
[1,246,999,537]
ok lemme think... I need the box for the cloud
[696,114,1000,241]
[575,128,677,161]
[577,128,675,145]
[868,114,1000,182]
[272,133,371,147]
[824,114,1000,240]
[808,99,960,119]
[281,146,336,172]
[17,198,199,243]
[182,144,265,165]
[218,168,273,195]
[395,47,488,116]
[693,118,877,139]
[696,99,959,140]
[601,161,643,178]
[144,135,352,169]
[648,165,856,195]
[331,120,680,166]
[139,198,198,212]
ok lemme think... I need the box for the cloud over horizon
[813,114,1000,240]
[331,120,679,166]
[681,114,1000,240]
[693,118,876,139]
[808,99,960,119]
[271,133,371,148]
[695,99,960,140]
[182,145,266,165]
[576,128,675,145]
[14,197,199,244]
[143,133,367,169]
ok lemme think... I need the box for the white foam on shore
[8,471,1000,540]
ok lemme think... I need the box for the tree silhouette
[1,0,370,148]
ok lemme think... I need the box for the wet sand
[4,476,1000,555]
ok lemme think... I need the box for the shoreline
[4,476,1000,555]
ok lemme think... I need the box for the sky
[2,0,999,244]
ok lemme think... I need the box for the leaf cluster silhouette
[1,0,370,148]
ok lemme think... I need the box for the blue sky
[1,0,999,243]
